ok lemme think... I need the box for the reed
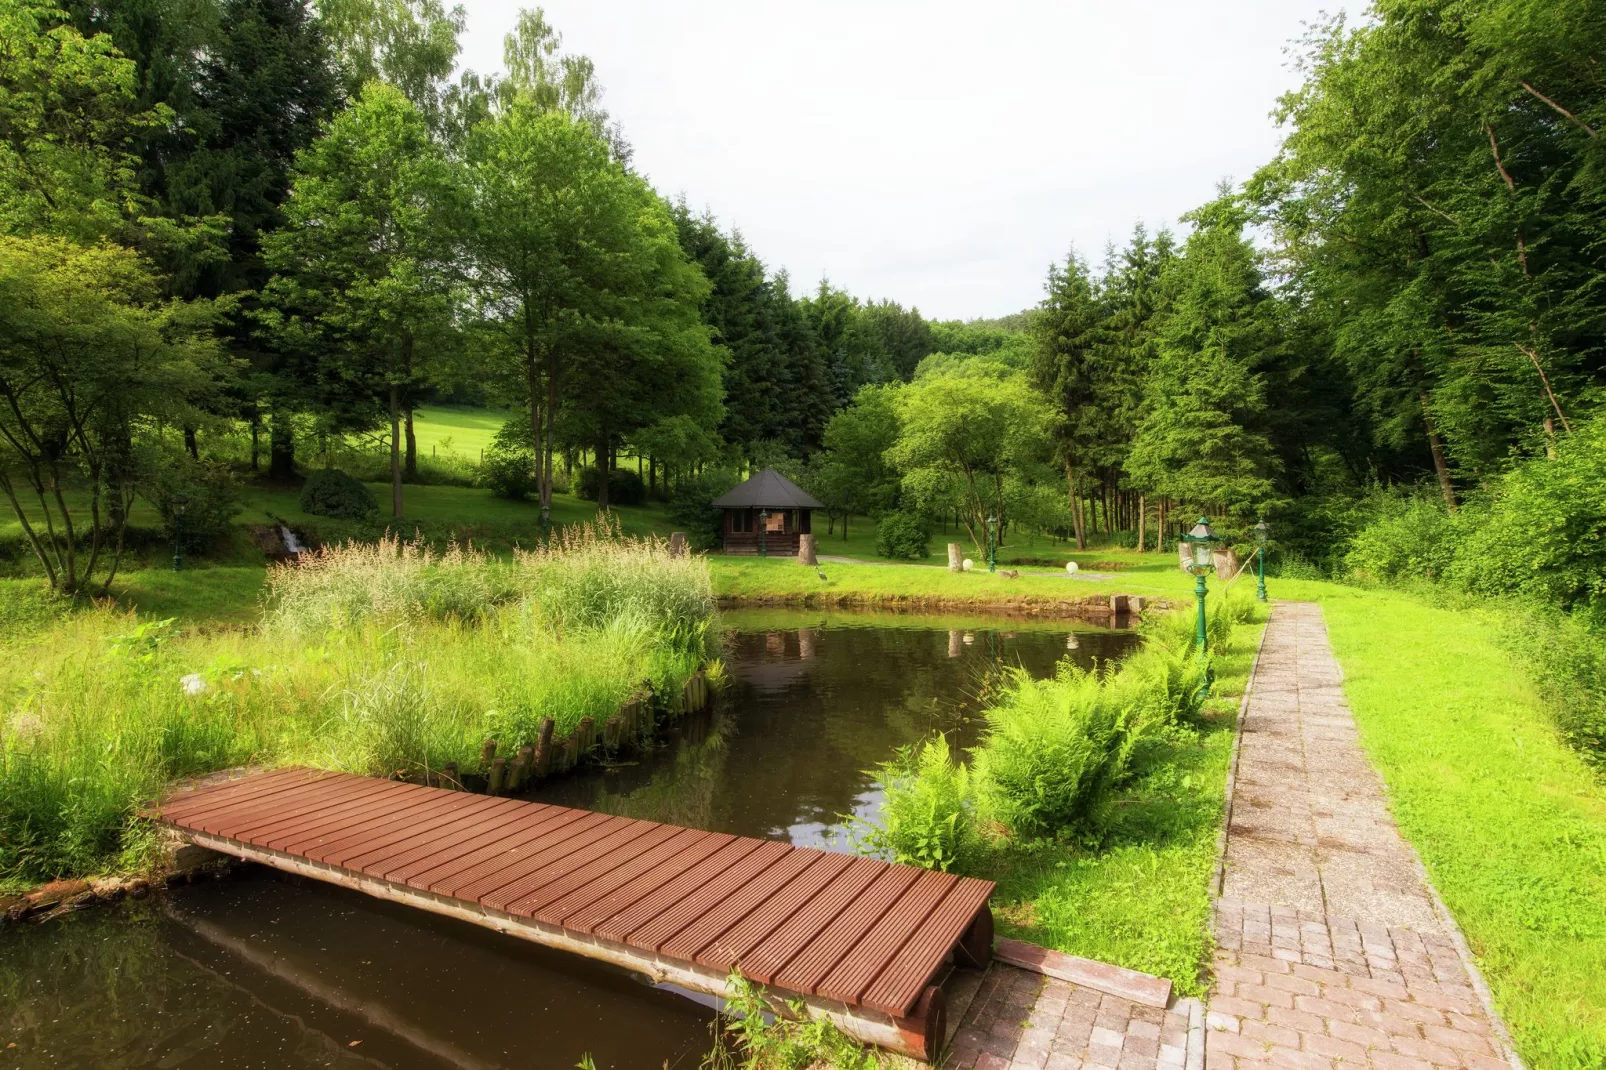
[0,523,716,885]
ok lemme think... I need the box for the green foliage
[142,451,241,551]
[701,971,883,1070]
[854,735,982,874]
[576,466,647,507]
[297,468,378,520]
[873,511,929,561]
[1343,494,1458,584]
[667,468,738,549]
[479,419,538,500]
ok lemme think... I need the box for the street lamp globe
[1181,518,1218,574]
[1253,520,1270,547]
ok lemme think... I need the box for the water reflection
[532,609,1139,850]
[0,874,712,1070]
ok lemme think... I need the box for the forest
[3,0,1603,619]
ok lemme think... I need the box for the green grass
[409,404,512,458]
[1263,580,1606,1069]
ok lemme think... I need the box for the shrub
[972,662,1127,840]
[854,735,984,873]
[576,466,647,507]
[1343,493,1458,584]
[142,452,241,552]
[667,468,738,550]
[299,468,378,519]
[875,511,930,560]
[480,448,537,500]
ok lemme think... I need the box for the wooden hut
[711,468,823,555]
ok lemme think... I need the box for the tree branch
[1520,81,1598,138]
[1515,343,1574,434]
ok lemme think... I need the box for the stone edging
[1210,606,1272,898]
[993,937,1173,1008]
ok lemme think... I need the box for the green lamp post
[170,494,189,572]
[1253,520,1270,603]
[758,509,769,558]
[986,515,998,573]
[1179,517,1221,653]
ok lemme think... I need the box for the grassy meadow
[0,525,715,887]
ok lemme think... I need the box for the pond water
[0,609,1137,1070]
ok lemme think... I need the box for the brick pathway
[945,963,1202,1069]
[1208,602,1520,1069]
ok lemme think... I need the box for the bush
[576,466,647,507]
[480,449,537,500]
[667,468,738,550]
[1343,493,1458,584]
[854,735,984,873]
[299,468,378,519]
[142,452,241,552]
[875,511,930,560]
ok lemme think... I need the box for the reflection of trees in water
[551,704,737,833]
[0,903,374,1068]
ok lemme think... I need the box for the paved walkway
[1209,602,1518,1069]
[943,602,1520,1070]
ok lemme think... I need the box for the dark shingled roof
[711,468,824,510]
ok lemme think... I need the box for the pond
[0,609,1138,1070]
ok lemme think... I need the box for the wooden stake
[488,757,507,796]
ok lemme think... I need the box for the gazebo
[711,468,822,555]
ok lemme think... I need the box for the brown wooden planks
[696,851,854,972]
[427,810,612,900]
[413,808,600,895]
[815,869,956,1005]
[374,802,561,885]
[561,832,738,936]
[658,847,823,963]
[736,857,885,984]
[773,865,920,996]
[481,818,656,914]
[861,877,994,1016]
[616,840,790,952]
[530,827,712,926]
[508,822,687,919]
[159,771,998,1016]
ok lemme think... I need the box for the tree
[466,103,719,515]
[1029,248,1102,547]
[808,383,901,537]
[263,82,460,517]
[886,358,1052,555]
[1126,195,1282,518]
[0,236,224,593]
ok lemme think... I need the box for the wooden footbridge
[156,768,994,1059]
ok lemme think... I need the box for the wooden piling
[533,719,555,777]
[509,748,530,793]
[604,714,623,751]
[488,757,507,796]
[441,762,459,790]
[577,717,596,758]
[479,739,497,771]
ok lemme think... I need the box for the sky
[457,1,1347,322]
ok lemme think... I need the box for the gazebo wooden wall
[722,507,813,555]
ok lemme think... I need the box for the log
[508,751,529,793]
[604,714,623,751]
[668,531,687,558]
[488,757,507,796]
[577,717,596,757]
[479,739,497,771]
[798,533,817,566]
[947,542,963,572]
[533,719,555,777]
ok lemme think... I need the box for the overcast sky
[457,1,1346,322]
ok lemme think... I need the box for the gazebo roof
[711,467,824,510]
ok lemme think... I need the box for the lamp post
[986,515,997,573]
[171,494,189,572]
[758,509,769,558]
[1179,517,1220,653]
[1253,520,1270,603]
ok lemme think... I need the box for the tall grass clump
[1,520,718,885]
[264,536,522,633]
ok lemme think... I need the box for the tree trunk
[595,431,610,510]
[183,426,199,461]
[269,410,296,481]
[541,348,558,526]
[1065,461,1086,550]
[389,383,403,517]
[250,419,261,472]
[404,408,418,481]
[1137,494,1146,553]
[1420,393,1457,512]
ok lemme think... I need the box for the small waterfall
[278,524,307,554]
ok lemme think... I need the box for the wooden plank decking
[156,768,993,1060]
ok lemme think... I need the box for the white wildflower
[180,673,207,696]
